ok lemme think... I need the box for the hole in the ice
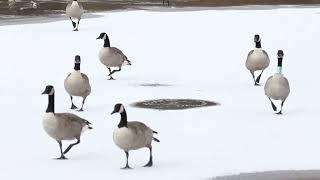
[131,99,219,110]
[139,83,171,87]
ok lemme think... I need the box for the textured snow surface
[0,6,319,180]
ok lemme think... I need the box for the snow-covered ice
[0,6,319,179]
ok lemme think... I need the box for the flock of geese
[40,0,290,170]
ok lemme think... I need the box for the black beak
[96,36,101,40]
[41,89,49,95]
[111,110,116,115]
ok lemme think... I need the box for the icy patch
[131,99,219,110]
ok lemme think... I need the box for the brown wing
[128,121,150,135]
[111,47,128,61]
[55,113,91,128]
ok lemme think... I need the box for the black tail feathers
[153,137,160,142]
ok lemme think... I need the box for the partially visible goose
[111,104,159,169]
[245,34,270,86]
[96,32,132,80]
[66,0,84,31]
[42,85,92,159]
[162,0,170,6]
[264,50,290,114]
[64,55,91,111]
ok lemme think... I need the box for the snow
[0,6,319,179]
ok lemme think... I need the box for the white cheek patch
[119,105,124,113]
[103,34,107,40]
[49,88,55,95]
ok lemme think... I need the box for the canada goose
[245,34,270,86]
[111,104,159,169]
[64,55,91,111]
[96,32,132,80]
[66,0,84,31]
[264,50,290,114]
[41,85,92,159]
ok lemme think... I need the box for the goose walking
[64,55,91,111]
[245,34,270,85]
[111,104,159,169]
[42,85,92,159]
[96,32,131,80]
[264,50,290,114]
[66,0,84,31]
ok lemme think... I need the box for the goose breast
[264,74,290,100]
[66,2,83,18]
[246,49,270,71]
[64,72,91,97]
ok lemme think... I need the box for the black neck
[104,38,110,47]
[46,94,55,113]
[74,63,80,71]
[118,110,128,128]
[278,58,283,67]
[255,41,261,48]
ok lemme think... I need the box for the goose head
[254,34,262,48]
[96,32,108,40]
[254,34,261,43]
[41,85,54,95]
[97,32,110,47]
[74,55,81,71]
[111,103,125,115]
[277,50,284,59]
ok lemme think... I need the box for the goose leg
[78,97,86,111]
[121,151,132,169]
[63,138,80,155]
[56,140,67,160]
[144,147,153,167]
[73,18,80,31]
[108,67,121,80]
[69,17,76,29]
[250,71,257,86]
[255,70,264,84]
[276,99,286,115]
[268,97,277,112]
[70,96,78,109]
[108,67,121,76]
[106,67,115,80]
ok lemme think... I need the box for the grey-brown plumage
[64,55,91,111]
[111,104,159,169]
[42,85,92,159]
[245,34,270,85]
[97,32,132,80]
[66,0,84,31]
[264,50,290,114]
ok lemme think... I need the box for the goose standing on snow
[111,104,159,169]
[64,55,91,111]
[264,50,290,114]
[245,34,270,85]
[66,0,84,31]
[41,85,92,159]
[96,32,132,80]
